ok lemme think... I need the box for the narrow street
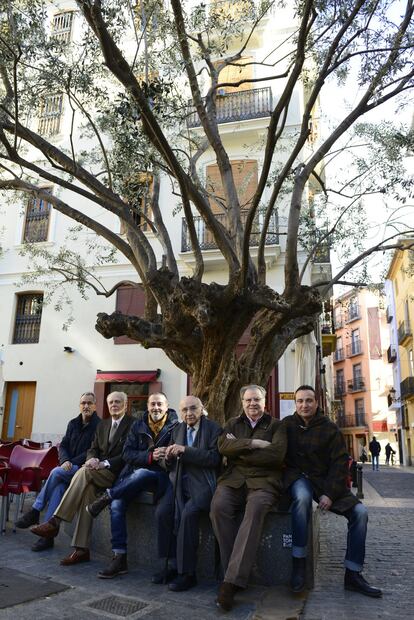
[302,465,414,620]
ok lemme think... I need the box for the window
[120,172,153,234]
[354,399,365,425]
[216,56,254,94]
[206,160,258,214]
[13,293,43,344]
[114,285,145,344]
[347,297,360,321]
[409,349,414,376]
[52,11,74,44]
[23,194,51,243]
[335,369,345,396]
[38,93,64,136]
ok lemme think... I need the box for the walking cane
[163,454,181,584]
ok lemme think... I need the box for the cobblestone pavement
[1,465,413,620]
[302,465,414,620]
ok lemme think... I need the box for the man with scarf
[154,395,221,592]
[283,385,382,598]
[86,392,178,578]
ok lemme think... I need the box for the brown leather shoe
[216,581,240,612]
[31,517,60,539]
[60,548,90,566]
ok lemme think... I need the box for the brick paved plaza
[0,464,413,620]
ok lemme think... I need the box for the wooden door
[2,382,36,441]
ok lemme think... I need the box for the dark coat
[168,416,222,512]
[217,412,287,495]
[369,439,381,456]
[86,414,134,477]
[282,409,359,513]
[120,409,178,479]
[58,412,100,466]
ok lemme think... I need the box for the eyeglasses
[243,397,264,403]
[181,405,200,413]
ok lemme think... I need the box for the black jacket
[58,412,101,466]
[120,408,178,478]
[87,414,134,476]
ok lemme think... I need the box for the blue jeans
[109,468,168,553]
[372,455,379,470]
[289,477,368,571]
[33,464,79,522]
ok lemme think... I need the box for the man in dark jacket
[86,393,178,579]
[155,395,221,592]
[210,384,287,611]
[31,391,133,565]
[369,436,381,470]
[283,385,381,598]
[16,391,100,552]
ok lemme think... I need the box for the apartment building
[332,289,392,460]
[385,240,414,466]
[0,1,328,443]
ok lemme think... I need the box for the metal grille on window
[52,12,74,44]
[38,94,63,136]
[13,294,43,344]
[23,195,51,243]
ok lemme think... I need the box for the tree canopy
[0,0,413,421]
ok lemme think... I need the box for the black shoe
[168,573,197,592]
[216,582,240,611]
[31,537,54,552]
[98,553,128,579]
[290,557,306,592]
[344,569,382,598]
[86,493,111,518]
[152,567,178,584]
[16,508,40,529]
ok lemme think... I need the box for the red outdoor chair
[0,441,21,461]
[2,445,45,533]
[21,439,53,449]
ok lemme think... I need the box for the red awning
[372,420,388,433]
[95,370,160,383]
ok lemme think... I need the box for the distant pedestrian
[369,437,381,471]
[360,447,368,463]
[385,443,396,465]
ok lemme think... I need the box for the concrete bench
[66,492,319,587]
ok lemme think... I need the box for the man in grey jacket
[154,395,221,592]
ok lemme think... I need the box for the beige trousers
[210,485,276,588]
[55,466,115,549]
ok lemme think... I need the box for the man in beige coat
[31,391,133,565]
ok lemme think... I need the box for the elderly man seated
[154,395,221,591]
[86,392,178,579]
[210,384,287,611]
[16,392,100,552]
[31,391,133,565]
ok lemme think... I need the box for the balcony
[333,348,345,363]
[346,304,361,323]
[346,339,363,357]
[400,376,414,400]
[334,316,344,330]
[398,320,412,345]
[386,305,393,323]
[347,377,366,393]
[181,210,279,252]
[187,87,273,128]
[387,345,397,363]
[334,381,346,399]
[337,413,366,428]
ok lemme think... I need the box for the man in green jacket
[283,385,381,598]
[210,384,287,611]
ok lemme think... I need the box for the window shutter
[206,160,258,213]
[114,285,146,345]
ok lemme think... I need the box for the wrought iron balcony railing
[347,377,366,392]
[334,381,346,398]
[181,210,279,252]
[187,87,273,128]
[337,413,366,428]
[346,304,361,322]
[334,348,345,363]
[346,339,363,357]
[387,345,397,364]
[400,376,414,400]
[398,321,412,345]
